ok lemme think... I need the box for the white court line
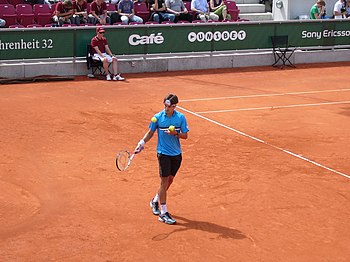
[178,106,350,180]
[181,88,350,102]
[196,100,350,114]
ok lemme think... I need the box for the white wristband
[138,139,145,146]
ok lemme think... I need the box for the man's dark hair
[164,94,179,106]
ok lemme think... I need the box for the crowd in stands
[1,0,350,28]
[310,0,350,19]
[0,0,242,28]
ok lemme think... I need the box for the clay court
[1,62,350,261]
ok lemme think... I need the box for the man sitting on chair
[90,26,125,81]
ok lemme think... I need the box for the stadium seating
[129,21,143,25]
[33,4,52,26]
[105,3,116,14]
[134,2,149,22]
[224,0,240,21]
[0,0,9,4]
[9,24,24,27]
[27,23,42,27]
[16,3,35,26]
[0,4,17,26]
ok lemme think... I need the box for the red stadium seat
[80,23,94,26]
[177,20,190,23]
[33,4,52,26]
[61,23,75,26]
[161,20,174,24]
[134,2,149,22]
[16,3,35,26]
[224,0,240,21]
[145,21,157,24]
[105,3,116,14]
[0,0,9,4]
[9,24,24,27]
[129,21,143,25]
[27,23,42,27]
[192,19,204,23]
[0,4,17,26]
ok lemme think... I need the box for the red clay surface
[1,63,350,261]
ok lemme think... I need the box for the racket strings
[116,151,130,171]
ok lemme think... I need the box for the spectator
[209,0,230,20]
[345,0,350,18]
[165,0,193,22]
[90,26,125,81]
[89,0,111,25]
[73,0,88,25]
[53,0,75,26]
[109,3,121,25]
[149,0,175,23]
[333,0,346,18]
[191,0,219,22]
[310,0,326,19]
[0,18,5,28]
[117,0,143,24]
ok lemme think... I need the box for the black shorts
[157,153,182,177]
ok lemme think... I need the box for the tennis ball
[168,125,175,132]
[151,117,157,123]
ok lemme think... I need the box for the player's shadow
[152,215,246,241]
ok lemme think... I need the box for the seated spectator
[191,0,219,22]
[209,0,230,20]
[53,0,75,26]
[149,0,175,23]
[118,0,143,24]
[310,0,326,19]
[0,18,5,28]
[89,0,111,25]
[165,0,193,22]
[333,0,346,18]
[73,0,88,25]
[346,0,350,18]
[91,26,125,81]
[109,3,121,25]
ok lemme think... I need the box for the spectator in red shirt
[53,0,75,26]
[73,0,88,25]
[90,26,125,81]
[89,0,111,25]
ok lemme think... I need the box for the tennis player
[135,94,189,225]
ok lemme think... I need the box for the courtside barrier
[0,19,350,61]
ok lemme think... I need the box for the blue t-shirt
[149,109,189,156]
[118,0,134,14]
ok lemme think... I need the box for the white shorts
[93,53,113,63]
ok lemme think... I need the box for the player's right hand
[134,139,145,154]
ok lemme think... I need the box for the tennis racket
[116,150,136,171]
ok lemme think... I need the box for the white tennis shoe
[113,74,125,81]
